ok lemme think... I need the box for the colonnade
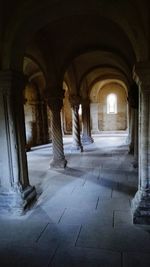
[0,64,150,225]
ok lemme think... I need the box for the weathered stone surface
[51,246,121,267]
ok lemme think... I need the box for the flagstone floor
[1,135,150,267]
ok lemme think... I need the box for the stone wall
[98,83,127,131]
[90,82,127,132]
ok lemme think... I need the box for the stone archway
[98,82,127,132]
[90,79,128,134]
[23,57,50,150]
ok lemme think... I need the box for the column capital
[81,98,90,106]
[45,88,65,110]
[69,95,81,108]
[133,62,150,93]
[46,87,65,98]
[47,97,63,111]
[0,70,27,94]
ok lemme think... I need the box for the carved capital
[133,62,150,94]
[46,87,65,99]
[0,70,27,96]
[69,95,81,108]
[47,97,63,111]
[45,88,65,110]
[81,98,90,106]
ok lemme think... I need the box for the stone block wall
[91,82,127,132]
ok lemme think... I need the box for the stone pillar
[0,71,36,213]
[70,95,83,152]
[128,107,135,154]
[128,85,139,164]
[47,96,67,168]
[132,109,138,168]
[132,63,150,224]
[81,99,94,145]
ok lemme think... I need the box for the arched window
[107,93,117,114]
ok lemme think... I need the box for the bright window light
[107,93,117,114]
[79,104,82,115]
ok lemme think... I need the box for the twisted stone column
[81,99,93,145]
[70,95,83,152]
[0,71,36,213]
[132,63,150,224]
[47,97,67,168]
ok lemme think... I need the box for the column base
[91,129,100,134]
[81,135,94,145]
[125,135,130,145]
[0,185,37,215]
[26,143,32,152]
[50,158,67,169]
[132,159,138,168]
[128,144,134,154]
[132,189,150,224]
[71,144,83,152]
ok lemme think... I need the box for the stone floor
[1,135,150,267]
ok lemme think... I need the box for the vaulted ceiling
[1,0,149,95]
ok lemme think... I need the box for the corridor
[1,136,150,267]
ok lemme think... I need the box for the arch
[79,64,130,92]
[23,56,46,96]
[89,78,128,103]
[90,80,128,132]
[24,54,47,80]
[2,2,145,74]
[78,64,130,100]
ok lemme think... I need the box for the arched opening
[1,3,148,252]
[107,93,117,114]
[23,57,50,150]
[90,80,128,133]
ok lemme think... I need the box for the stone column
[128,85,138,153]
[47,96,67,168]
[132,63,150,224]
[81,99,94,145]
[70,95,83,152]
[0,71,36,213]
[128,107,135,154]
[131,108,138,168]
